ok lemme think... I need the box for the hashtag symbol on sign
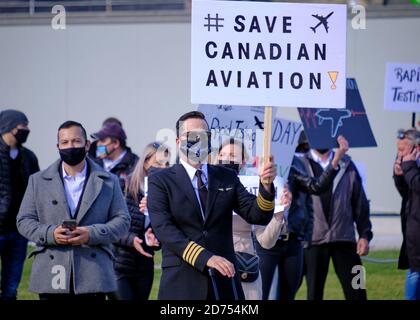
[203,13,224,32]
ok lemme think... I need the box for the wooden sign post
[262,106,273,184]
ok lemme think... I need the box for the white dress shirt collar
[61,162,88,218]
[310,149,333,170]
[103,149,127,172]
[62,161,88,180]
[180,158,208,220]
[180,158,208,183]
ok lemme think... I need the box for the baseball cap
[91,123,127,141]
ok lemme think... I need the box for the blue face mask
[96,145,108,158]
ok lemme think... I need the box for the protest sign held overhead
[298,78,377,149]
[198,104,302,182]
[384,62,420,112]
[191,0,347,108]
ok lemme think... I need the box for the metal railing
[0,0,187,14]
[0,0,418,15]
[0,0,418,25]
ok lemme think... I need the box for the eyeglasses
[182,131,212,142]
[397,129,418,140]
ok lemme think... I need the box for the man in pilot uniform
[148,111,276,300]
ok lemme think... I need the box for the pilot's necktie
[195,169,208,216]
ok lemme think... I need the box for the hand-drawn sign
[298,78,377,149]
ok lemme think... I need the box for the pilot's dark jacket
[147,164,275,300]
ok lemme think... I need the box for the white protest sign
[143,177,149,216]
[384,63,420,112]
[191,0,347,108]
[144,177,148,195]
[198,104,302,183]
[239,176,285,212]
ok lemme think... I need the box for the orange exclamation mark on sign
[328,71,338,90]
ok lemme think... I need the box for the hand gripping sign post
[191,0,347,180]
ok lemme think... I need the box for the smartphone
[62,220,77,231]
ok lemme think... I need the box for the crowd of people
[0,108,418,300]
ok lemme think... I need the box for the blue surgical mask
[96,145,108,158]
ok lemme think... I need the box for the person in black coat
[255,135,348,300]
[303,144,372,301]
[392,129,415,273]
[400,129,420,300]
[113,142,169,300]
[0,109,40,300]
[147,111,277,300]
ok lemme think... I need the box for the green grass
[295,250,406,300]
[17,249,406,300]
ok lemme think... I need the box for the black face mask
[59,147,87,166]
[218,162,240,175]
[316,149,330,155]
[295,143,310,154]
[14,129,30,145]
[180,132,211,163]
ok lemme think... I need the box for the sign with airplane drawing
[191,0,347,108]
[298,78,377,149]
[310,11,334,33]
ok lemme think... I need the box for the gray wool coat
[16,158,130,294]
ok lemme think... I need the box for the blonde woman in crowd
[113,142,170,300]
[217,138,291,300]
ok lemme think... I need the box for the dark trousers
[0,231,28,300]
[304,242,367,300]
[256,237,303,300]
[114,272,154,300]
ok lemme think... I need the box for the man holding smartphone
[17,121,130,300]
